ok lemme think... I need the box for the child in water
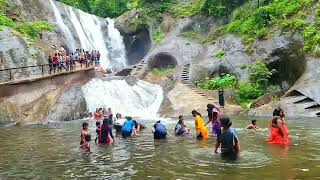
[215,116,240,160]
[80,134,91,152]
[246,120,258,131]
[95,121,101,144]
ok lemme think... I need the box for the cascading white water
[82,79,164,119]
[67,7,111,69]
[106,18,127,68]
[49,0,76,50]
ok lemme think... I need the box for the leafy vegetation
[202,0,246,17]
[152,65,175,76]
[170,0,205,17]
[214,49,225,58]
[195,74,237,90]
[14,21,54,38]
[0,0,53,39]
[195,61,276,107]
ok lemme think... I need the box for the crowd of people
[47,45,101,74]
[80,105,290,161]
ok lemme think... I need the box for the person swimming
[192,110,208,140]
[214,116,240,160]
[153,120,169,139]
[122,117,136,138]
[134,121,146,132]
[174,115,189,136]
[246,120,258,131]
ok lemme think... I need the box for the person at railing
[58,53,66,72]
[52,53,59,74]
[80,50,85,67]
[65,53,71,71]
[97,50,101,65]
[48,55,53,74]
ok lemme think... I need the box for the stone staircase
[281,92,320,117]
[180,64,216,102]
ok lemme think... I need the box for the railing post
[41,65,44,76]
[9,69,12,80]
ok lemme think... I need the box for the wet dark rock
[44,86,87,121]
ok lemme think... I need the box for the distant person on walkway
[52,53,59,73]
[174,115,189,136]
[58,53,66,72]
[206,104,221,136]
[214,116,240,160]
[246,120,258,131]
[192,110,208,140]
[48,55,53,74]
[122,117,136,138]
[153,120,169,139]
[97,50,101,64]
[218,89,225,108]
[99,119,115,144]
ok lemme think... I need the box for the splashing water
[82,78,164,119]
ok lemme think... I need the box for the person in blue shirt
[174,115,189,136]
[122,117,136,138]
[153,120,169,139]
[214,116,240,160]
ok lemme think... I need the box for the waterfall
[82,79,164,119]
[49,0,127,69]
[49,0,76,51]
[106,18,127,68]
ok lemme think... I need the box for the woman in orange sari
[192,110,208,140]
[265,116,289,144]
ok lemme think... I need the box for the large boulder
[44,86,87,121]
[190,34,252,82]
[0,27,47,81]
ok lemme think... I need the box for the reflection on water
[0,116,320,179]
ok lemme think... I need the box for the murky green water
[0,116,320,179]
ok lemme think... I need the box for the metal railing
[0,62,96,83]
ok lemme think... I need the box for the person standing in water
[265,116,289,144]
[107,108,113,125]
[174,115,189,136]
[192,110,208,140]
[153,120,169,139]
[206,104,221,136]
[80,122,89,148]
[80,134,91,152]
[269,107,289,143]
[122,117,136,138]
[214,116,240,160]
[99,119,115,144]
[218,89,225,108]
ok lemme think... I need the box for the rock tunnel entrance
[148,53,177,70]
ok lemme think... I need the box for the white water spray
[49,0,76,50]
[82,79,164,119]
[106,18,127,68]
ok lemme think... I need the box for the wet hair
[126,116,133,120]
[272,116,280,125]
[82,122,89,129]
[192,110,202,117]
[85,134,91,142]
[116,113,121,119]
[134,120,139,129]
[96,121,100,127]
[251,120,257,124]
[221,116,232,128]
[273,107,284,116]
[178,115,183,119]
